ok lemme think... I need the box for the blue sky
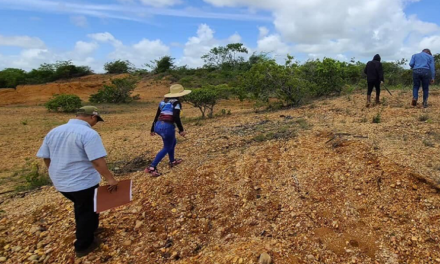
[0,0,439,72]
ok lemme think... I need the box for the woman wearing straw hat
[146,84,191,176]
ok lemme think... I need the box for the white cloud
[2,0,269,22]
[203,0,440,61]
[258,27,269,39]
[0,35,46,49]
[88,32,123,47]
[0,32,171,72]
[418,35,440,52]
[73,41,99,55]
[178,24,247,68]
[70,15,88,28]
[228,33,242,43]
[109,38,170,67]
[139,0,182,7]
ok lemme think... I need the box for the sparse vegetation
[0,61,93,88]
[44,94,82,112]
[15,162,51,191]
[372,112,381,123]
[104,60,135,74]
[89,77,140,104]
[419,114,430,122]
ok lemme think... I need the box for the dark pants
[413,68,432,102]
[367,81,381,96]
[151,121,177,167]
[61,185,99,252]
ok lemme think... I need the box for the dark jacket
[364,54,384,83]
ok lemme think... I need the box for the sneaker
[145,167,161,177]
[411,98,417,106]
[75,237,101,258]
[423,101,428,108]
[169,159,183,168]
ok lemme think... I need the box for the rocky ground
[1,80,440,263]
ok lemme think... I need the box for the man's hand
[179,131,186,137]
[381,81,384,85]
[92,157,120,193]
[431,79,435,84]
[107,178,118,192]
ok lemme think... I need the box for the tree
[104,60,134,74]
[0,68,27,88]
[24,61,92,84]
[89,77,140,104]
[53,61,93,80]
[201,43,248,69]
[148,56,175,74]
[182,85,231,118]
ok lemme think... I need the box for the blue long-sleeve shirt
[409,52,435,79]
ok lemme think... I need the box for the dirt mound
[0,74,128,106]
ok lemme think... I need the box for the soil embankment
[0,74,128,106]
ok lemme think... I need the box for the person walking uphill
[410,49,435,108]
[36,106,118,258]
[146,84,191,177]
[364,54,384,107]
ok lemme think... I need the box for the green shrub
[89,77,139,104]
[239,55,311,106]
[104,60,134,74]
[45,94,82,112]
[372,112,381,123]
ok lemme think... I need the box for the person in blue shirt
[146,84,191,177]
[409,49,435,108]
[37,106,118,258]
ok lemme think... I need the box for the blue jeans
[151,121,176,167]
[413,68,432,102]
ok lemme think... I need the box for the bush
[89,77,139,104]
[45,94,82,112]
[238,55,312,106]
[104,60,134,74]
[313,58,345,96]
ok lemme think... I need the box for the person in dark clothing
[364,54,384,107]
[146,84,191,177]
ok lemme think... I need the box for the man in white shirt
[37,106,118,258]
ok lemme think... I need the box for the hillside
[1,81,440,263]
[0,74,130,106]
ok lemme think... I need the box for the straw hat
[164,84,192,98]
